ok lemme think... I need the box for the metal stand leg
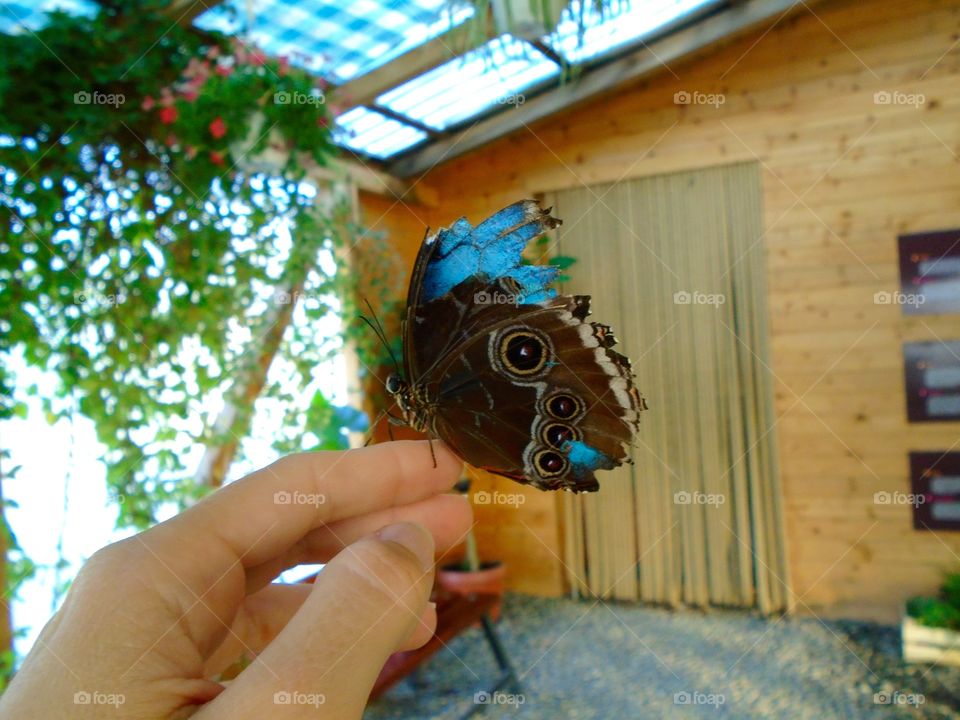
[460,614,523,719]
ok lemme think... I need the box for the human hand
[0,440,471,719]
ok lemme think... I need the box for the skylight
[0,0,96,33]
[334,106,428,160]
[194,0,474,83]
[547,0,721,64]
[376,35,559,132]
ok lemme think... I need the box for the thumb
[198,522,436,719]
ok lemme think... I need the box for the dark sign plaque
[898,229,960,315]
[911,452,960,530]
[903,340,960,423]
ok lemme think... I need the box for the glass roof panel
[375,35,559,132]
[194,0,474,83]
[547,0,720,64]
[334,106,428,159]
[0,0,96,33]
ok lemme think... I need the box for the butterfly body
[386,201,645,492]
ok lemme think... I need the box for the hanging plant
[147,37,339,192]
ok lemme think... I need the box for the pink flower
[185,145,197,160]
[206,46,220,60]
[181,88,198,102]
[160,87,176,107]
[215,62,233,77]
[141,95,155,111]
[249,51,267,66]
[165,133,178,147]
[278,56,290,75]
[209,150,225,166]
[183,57,211,81]
[159,106,178,124]
[208,116,227,139]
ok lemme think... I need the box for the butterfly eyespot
[534,449,567,478]
[540,422,580,450]
[496,329,550,377]
[545,392,584,421]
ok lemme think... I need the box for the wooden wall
[364,0,960,620]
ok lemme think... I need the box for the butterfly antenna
[357,298,401,375]
[364,297,394,353]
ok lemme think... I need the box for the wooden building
[361,0,960,622]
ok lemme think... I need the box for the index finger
[148,440,462,572]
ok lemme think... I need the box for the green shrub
[908,573,960,631]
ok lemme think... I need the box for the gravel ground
[365,594,960,719]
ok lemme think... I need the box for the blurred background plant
[0,0,389,686]
[907,572,960,632]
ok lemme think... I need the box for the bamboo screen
[546,161,790,614]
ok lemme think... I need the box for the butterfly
[384,200,646,493]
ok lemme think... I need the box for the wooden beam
[336,14,495,110]
[168,0,223,24]
[388,0,806,178]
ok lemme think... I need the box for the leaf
[548,255,577,270]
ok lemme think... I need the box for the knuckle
[340,538,429,603]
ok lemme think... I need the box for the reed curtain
[546,161,790,614]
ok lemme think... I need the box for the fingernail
[377,522,435,571]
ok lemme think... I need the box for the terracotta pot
[437,561,506,621]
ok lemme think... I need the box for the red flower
[165,133,178,148]
[215,63,233,77]
[209,116,227,139]
[158,106,178,124]
[209,150,225,166]
[141,95,155,111]
[181,89,199,102]
[249,51,267,66]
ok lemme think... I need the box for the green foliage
[907,572,960,631]
[0,451,36,689]
[0,0,359,531]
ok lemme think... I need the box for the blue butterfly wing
[419,200,561,305]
